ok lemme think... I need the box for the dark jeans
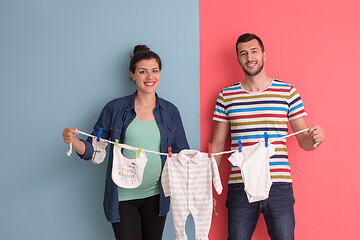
[226,183,295,240]
[111,194,166,240]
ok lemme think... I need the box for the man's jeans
[226,183,295,240]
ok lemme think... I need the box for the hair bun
[129,44,161,73]
[133,45,150,55]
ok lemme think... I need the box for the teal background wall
[0,1,199,239]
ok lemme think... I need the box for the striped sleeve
[211,156,223,195]
[288,86,307,120]
[160,157,171,197]
[213,91,229,122]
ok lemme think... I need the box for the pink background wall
[199,0,360,239]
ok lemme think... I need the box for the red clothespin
[168,147,172,158]
[208,143,212,158]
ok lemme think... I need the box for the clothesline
[211,128,309,156]
[67,128,311,157]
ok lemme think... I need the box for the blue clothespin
[238,140,242,152]
[264,132,269,148]
[97,128,103,142]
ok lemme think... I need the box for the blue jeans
[226,183,295,240]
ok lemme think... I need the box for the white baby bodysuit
[228,141,275,203]
[112,146,148,189]
[161,150,222,240]
[91,137,108,164]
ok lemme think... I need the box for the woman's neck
[135,92,156,108]
[134,92,157,121]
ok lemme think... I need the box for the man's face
[237,39,266,76]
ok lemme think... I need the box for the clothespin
[208,143,212,158]
[115,139,119,146]
[136,148,142,158]
[168,147,172,158]
[238,140,242,152]
[97,128,103,142]
[264,132,269,148]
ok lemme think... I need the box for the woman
[62,45,189,240]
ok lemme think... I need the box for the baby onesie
[228,141,275,203]
[161,150,222,240]
[112,146,148,189]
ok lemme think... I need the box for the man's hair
[235,33,264,55]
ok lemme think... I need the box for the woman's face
[131,58,160,95]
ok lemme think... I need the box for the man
[211,33,325,240]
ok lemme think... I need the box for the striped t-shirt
[213,79,307,184]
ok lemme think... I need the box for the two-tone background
[1,0,359,239]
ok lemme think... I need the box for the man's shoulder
[272,79,292,87]
[221,82,242,92]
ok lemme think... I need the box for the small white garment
[161,150,222,240]
[112,146,148,189]
[91,137,108,164]
[228,141,275,203]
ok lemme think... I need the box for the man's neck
[242,71,273,92]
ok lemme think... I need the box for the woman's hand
[62,128,79,144]
[62,128,85,155]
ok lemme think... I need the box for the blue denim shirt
[79,91,189,223]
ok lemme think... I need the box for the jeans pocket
[228,184,244,191]
[278,183,293,189]
[226,184,248,208]
[270,184,295,205]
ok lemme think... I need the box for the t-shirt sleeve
[288,86,307,120]
[213,91,229,122]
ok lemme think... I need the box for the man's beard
[242,60,264,76]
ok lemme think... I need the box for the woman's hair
[129,45,162,73]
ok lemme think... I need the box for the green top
[117,117,162,201]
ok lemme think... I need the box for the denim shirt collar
[125,91,167,112]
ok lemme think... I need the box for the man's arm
[211,121,230,166]
[289,117,325,151]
